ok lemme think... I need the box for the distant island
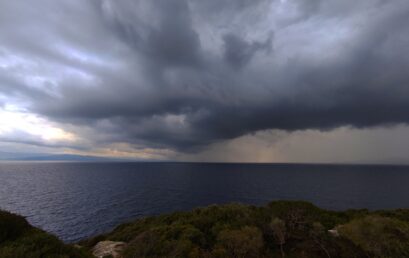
[0,152,134,162]
[2,201,409,258]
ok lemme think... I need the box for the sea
[1,162,409,242]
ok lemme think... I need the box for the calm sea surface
[1,162,409,242]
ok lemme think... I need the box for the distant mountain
[0,151,44,160]
[18,154,125,161]
[0,152,131,162]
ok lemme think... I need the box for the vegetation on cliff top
[3,201,409,257]
[81,201,409,258]
[0,210,92,258]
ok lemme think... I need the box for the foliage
[95,201,376,258]
[4,201,409,258]
[338,215,409,257]
[215,226,263,258]
[94,201,409,257]
[0,210,92,258]
[0,210,30,243]
[270,218,286,258]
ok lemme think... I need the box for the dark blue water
[1,162,409,242]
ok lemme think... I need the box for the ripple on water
[1,162,409,242]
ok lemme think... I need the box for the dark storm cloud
[103,0,203,68]
[1,0,409,152]
[223,33,272,69]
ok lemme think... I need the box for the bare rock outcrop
[92,241,127,258]
[328,228,339,237]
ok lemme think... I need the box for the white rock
[92,240,127,258]
[328,229,339,237]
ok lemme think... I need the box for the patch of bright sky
[0,49,20,69]
[1,44,105,97]
[0,105,76,142]
[55,43,109,66]
[0,49,60,95]
[52,42,126,89]
[66,142,176,160]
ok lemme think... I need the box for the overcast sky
[1,0,409,163]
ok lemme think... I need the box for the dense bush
[0,210,30,243]
[215,226,264,258]
[338,215,409,257]
[89,201,383,258]
[5,201,409,258]
[0,210,92,258]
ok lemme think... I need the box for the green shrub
[102,201,374,258]
[216,226,264,258]
[0,210,30,243]
[338,215,409,257]
[6,201,409,258]
[0,210,92,258]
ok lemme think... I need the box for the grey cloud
[101,0,202,68]
[0,71,50,102]
[223,33,272,69]
[0,0,409,153]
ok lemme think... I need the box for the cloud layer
[1,0,409,159]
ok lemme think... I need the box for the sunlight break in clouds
[0,106,76,143]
